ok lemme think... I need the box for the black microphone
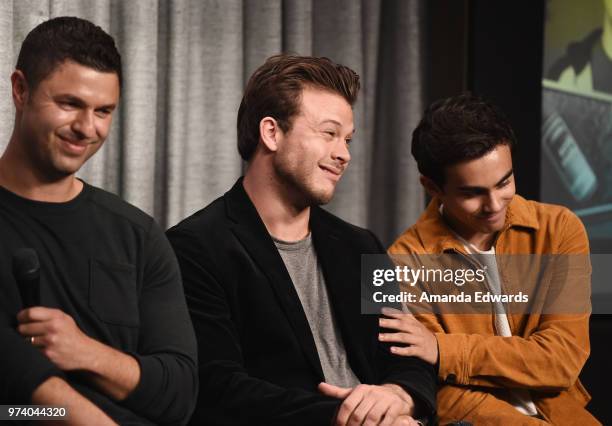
[12,248,40,308]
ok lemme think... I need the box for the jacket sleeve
[120,221,198,425]
[368,231,437,422]
[377,345,438,422]
[434,383,599,426]
[425,211,591,391]
[166,228,340,426]
[435,313,589,390]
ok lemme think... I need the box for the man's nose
[331,138,351,164]
[72,109,96,139]
[484,192,503,212]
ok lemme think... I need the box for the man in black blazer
[167,54,436,426]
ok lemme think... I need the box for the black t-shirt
[0,182,197,425]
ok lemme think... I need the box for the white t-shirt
[442,206,538,416]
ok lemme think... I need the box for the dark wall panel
[468,1,544,201]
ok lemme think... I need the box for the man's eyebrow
[98,103,117,111]
[55,94,86,107]
[319,119,342,127]
[495,169,514,186]
[318,119,356,135]
[457,169,513,192]
[55,94,116,110]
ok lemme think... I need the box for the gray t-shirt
[274,234,360,388]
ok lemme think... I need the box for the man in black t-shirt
[0,17,197,425]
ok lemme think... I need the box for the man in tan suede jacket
[384,94,599,425]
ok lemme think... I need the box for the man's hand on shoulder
[318,382,416,426]
[379,310,439,365]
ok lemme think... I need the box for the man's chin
[310,191,334,206]
[305,185,336,206]
[50,159,87,178]
[477,220,505,234]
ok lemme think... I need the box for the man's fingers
[381,308,415,322]
[347,397,376,426]
[379,318,402,330]
[336,385,366,425]
[379,332,419,345]
[390,345,418,357]
[17,321,48,337]
[30,335,48,347]
[379,402,403,426]
[379,410,396,426]
[379,317,416,333]
[16,308,37,323]
[391,416,419,426]
[381,307,404,317]
[363,399,392,426]
[318,382,352,399]
[16,307,59,323]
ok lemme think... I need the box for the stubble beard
[22,130,90,182]
[273,155,335,208]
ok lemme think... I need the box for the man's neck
[440,206,497,251]
[243,170,310,242]
[0,138,82,203]
[460,231,496,252]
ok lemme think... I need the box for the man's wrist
[85,342,140,401]
[75,334,102,372]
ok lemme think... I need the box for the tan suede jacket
[388,195,599,425]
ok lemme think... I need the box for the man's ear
[259,116,282,153]
[420,175,443,198]
[11,70,30,112]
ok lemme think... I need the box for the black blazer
[167,179,436,425]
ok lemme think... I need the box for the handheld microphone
[12,248,40,308]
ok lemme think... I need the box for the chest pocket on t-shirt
[89,258,139,327]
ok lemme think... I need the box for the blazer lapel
[224,179,324,379]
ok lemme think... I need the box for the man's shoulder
[166,194,226,238]
[86,184,154,232]
[388,201,441,255]
[505,196,588,253]
[512,196,581,232]
[165,194,230,261]
[388,196,587,255]
[313,206,379,245]
[389,228,418,252]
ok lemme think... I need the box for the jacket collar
[224,177,340,240]
[414,194,540,253]
[224,178,342,380]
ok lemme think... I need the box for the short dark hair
[237,54,360,161]
[16,16,122,90]
[411,93,516,187]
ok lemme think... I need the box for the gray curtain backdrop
[0,0,425,246]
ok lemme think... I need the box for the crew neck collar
[0,179,90,214]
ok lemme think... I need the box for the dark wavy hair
[411,93,516,187]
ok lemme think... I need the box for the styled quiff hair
[16,16,122,89]
[411,93,516,187]
[237,54,360,161]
